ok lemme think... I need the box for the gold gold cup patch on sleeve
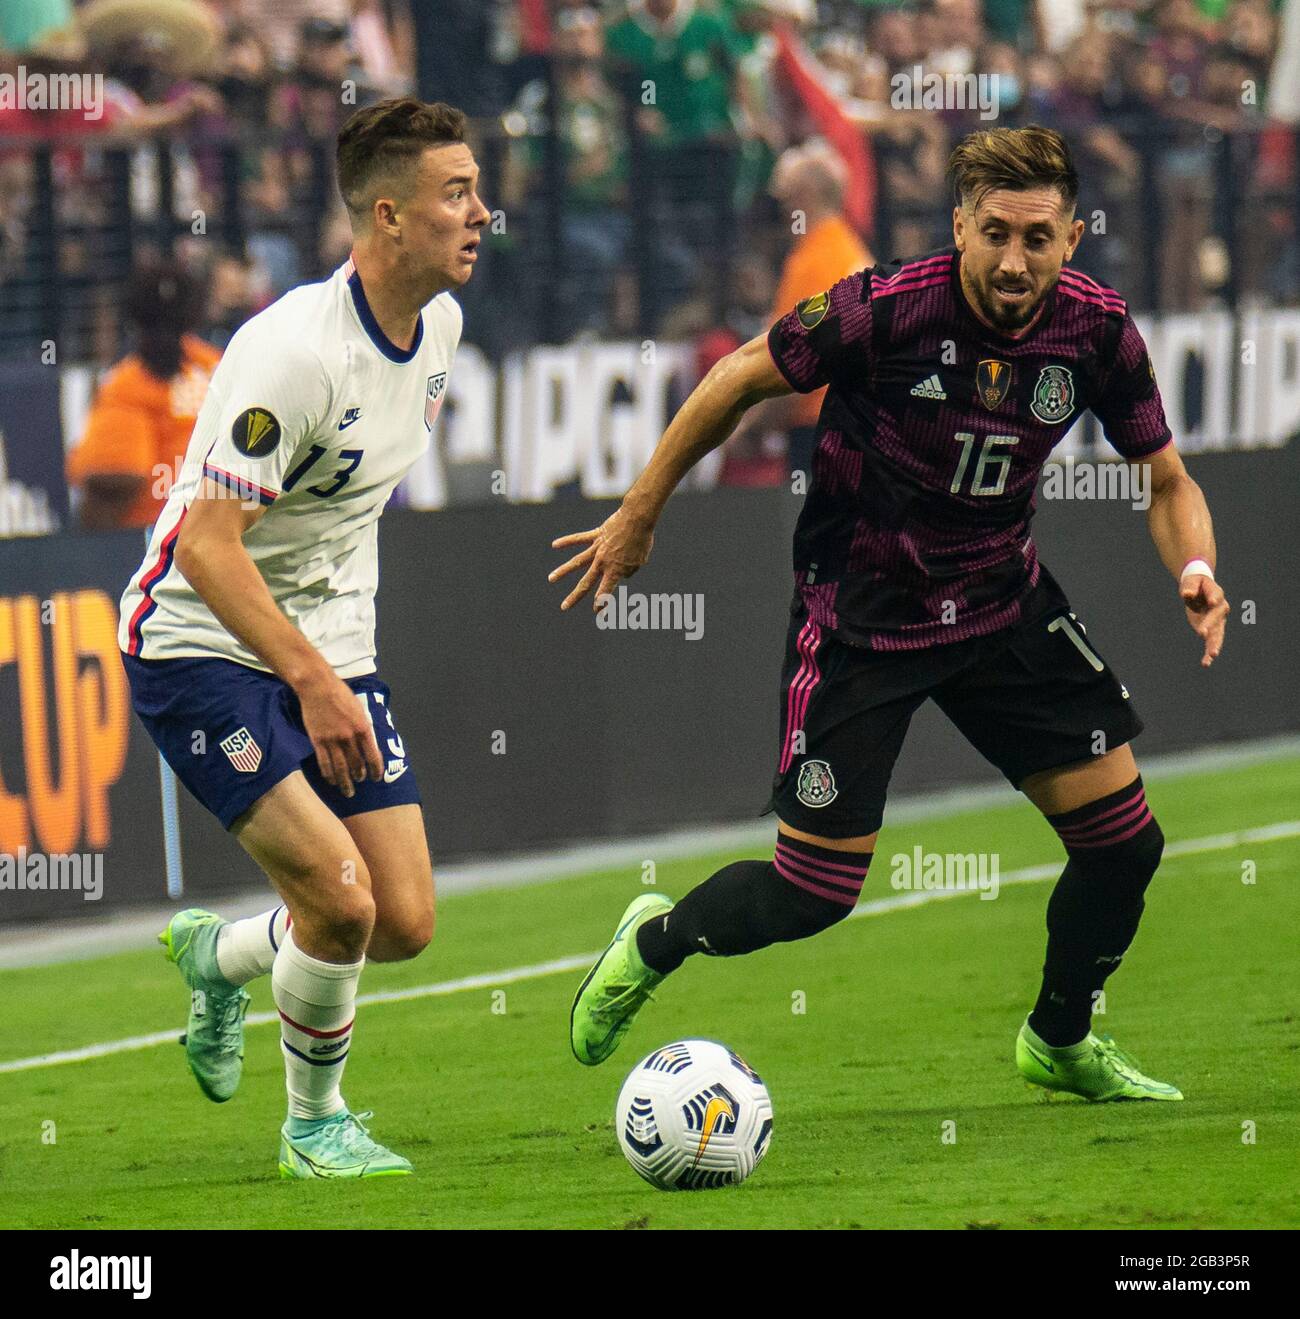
[231,406,282,457]
[796,290,830,330]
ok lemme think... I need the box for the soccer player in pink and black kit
[556,126,1230,1100]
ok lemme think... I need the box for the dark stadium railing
[0,117,1296,367]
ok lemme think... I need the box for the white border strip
[2,819,1294,1076]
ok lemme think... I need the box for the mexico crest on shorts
[424,372,447,430]
[1030,364,1075,424]
[796,759,837,808]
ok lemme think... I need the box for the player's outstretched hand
[297,670,384,797]
[1180,572,1229,668]
[549,506,655,612]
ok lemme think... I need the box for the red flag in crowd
[771,19,876,240]
[517,0,551,55]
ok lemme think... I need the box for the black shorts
[767,569,1143,838]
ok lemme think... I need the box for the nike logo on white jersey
[910,374,947,400]
[383,760,409,783]
[338,407,363,429]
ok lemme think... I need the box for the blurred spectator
[605,0,741,147]
[722,139,872,485]
[728,1,817,207]
[279,17,357,140]
[1145,0,1221,308]
[979,41,1029,124]
[0,19,220,143]
[1036,31,1140,288]
[66,260,219,529]
[349,0,415,96]
[1035,0,1091,54]
[605,0,746,324]
[507,5,630,337]
[235,15,369,294]
[209,23,276,128]
[983,0,1035,47]
[226,0,352,69]
[202,250,267,348]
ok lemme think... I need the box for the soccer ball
[615,1039,774,1191]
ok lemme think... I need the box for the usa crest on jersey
[220,726,263,773]
[424,372,447,430]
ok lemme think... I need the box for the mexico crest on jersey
[976,359,1012,410]
[424,372,447,430]
[1030,364,1075,424]
[796,759,837,808]
[220,726,263,774]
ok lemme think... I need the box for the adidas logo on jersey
[910,374,947,400]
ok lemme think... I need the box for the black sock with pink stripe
[1029,776,1164,1047]
[636,836,871,975]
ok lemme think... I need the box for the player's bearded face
[958,189,1076,333]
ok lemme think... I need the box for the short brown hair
[947,125,1079,218]
[336,97,467,221]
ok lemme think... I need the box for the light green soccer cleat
[157,908,250,1103]
[279,1110,413,1179]
[1016,1019,1184,1102]
[570,893,674,1066]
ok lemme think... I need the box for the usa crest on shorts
[220,726,263,773]
[1030,364,1075,424]
[795,759,837,808]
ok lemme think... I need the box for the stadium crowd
[0,0,1295,516]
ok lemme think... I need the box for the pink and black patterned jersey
[766,245,1172,650]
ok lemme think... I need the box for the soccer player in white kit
[120,99,488,1177]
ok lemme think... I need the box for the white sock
[272,929,361,1122]
[216,905,290,986]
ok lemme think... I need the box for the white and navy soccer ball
[615,1039,774,1191]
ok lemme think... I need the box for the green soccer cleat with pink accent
[1016,1019,1184,1102]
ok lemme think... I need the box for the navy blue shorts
[121,653,422,830]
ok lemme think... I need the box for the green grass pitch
[1,756,1296,1229]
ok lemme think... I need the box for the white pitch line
[0,954,600,1076]
[9,733,1299,971]
[2,821,1296,1077]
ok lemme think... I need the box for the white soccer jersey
[120,256,461,678]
